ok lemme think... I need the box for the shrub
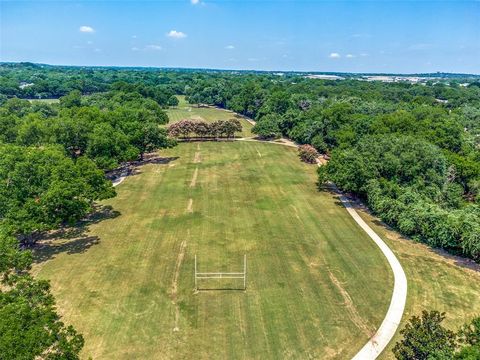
[298,144,319,164]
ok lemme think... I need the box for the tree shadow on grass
[32,205,120,264]
[107,155,179,181]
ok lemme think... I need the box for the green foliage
[167,95,179,107]
[59,90,82,108]
[319,134,480,261]
[86,123,139,170]
[310,134,328,153]
[0,88,173,169]
[393,311,456,359]
[168,118,243,140]
[0,144,115,244]
[393,312,480,360]
[0,233,84,359]
[252,114,281,139]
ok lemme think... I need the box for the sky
[0,0,479,74]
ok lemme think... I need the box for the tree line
[167,118,242,140]
[0,89,175,170]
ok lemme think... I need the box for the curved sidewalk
[340,196,407,359]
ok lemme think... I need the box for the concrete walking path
[340,195,407,359]
[112,171,128,187]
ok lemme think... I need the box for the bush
[298,144,319,164]
[311,134,328,153]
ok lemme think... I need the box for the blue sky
[1,0,479,73]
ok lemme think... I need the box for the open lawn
[27,98,60,104]
[166,95,254,137]
[34,141,393,359]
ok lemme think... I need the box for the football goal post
[194,254,246,291]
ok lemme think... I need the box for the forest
[0,62,480,358]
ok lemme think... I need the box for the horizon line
[1,61,479,77]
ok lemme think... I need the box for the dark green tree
[393,311,456,360]
[0,234,84,359]
[252,114,281,139]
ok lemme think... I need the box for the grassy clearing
[34,141,392,359]
[27,98,60,104]
[166,95,254,137]
[352,208,480,359]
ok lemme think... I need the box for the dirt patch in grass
[171,240,187,332]
[190,168,198,187]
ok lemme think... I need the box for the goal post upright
[194,254,197,290]
[243,254,247,290]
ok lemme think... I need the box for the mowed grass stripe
[35,141,391,359]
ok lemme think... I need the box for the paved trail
[340,196,407,359]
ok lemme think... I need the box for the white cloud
[360,52,369,57]
[225,45,235,50]
[167,30,187,39]
[352,33,371,39]
[191,0,200,4]
[132,35,137,39]
[79,25,95,33]
[346,54,355,58]
[146,44,162,50]
[131,47,140,51]
[329,52,341,58]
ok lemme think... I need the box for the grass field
[166,95,254,137]
[27,98,60,104]
[32,103,480,359]
[34,141,392,359]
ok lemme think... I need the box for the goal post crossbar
[194,254,246,290]
[196,272,244,275]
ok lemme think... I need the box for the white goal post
[194,254,246,290]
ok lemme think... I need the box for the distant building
[360,75,431,84]
[19,82,34,89]
[305,74,345,80]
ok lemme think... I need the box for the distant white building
[305,74,345,80]
[19,82,34,89]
